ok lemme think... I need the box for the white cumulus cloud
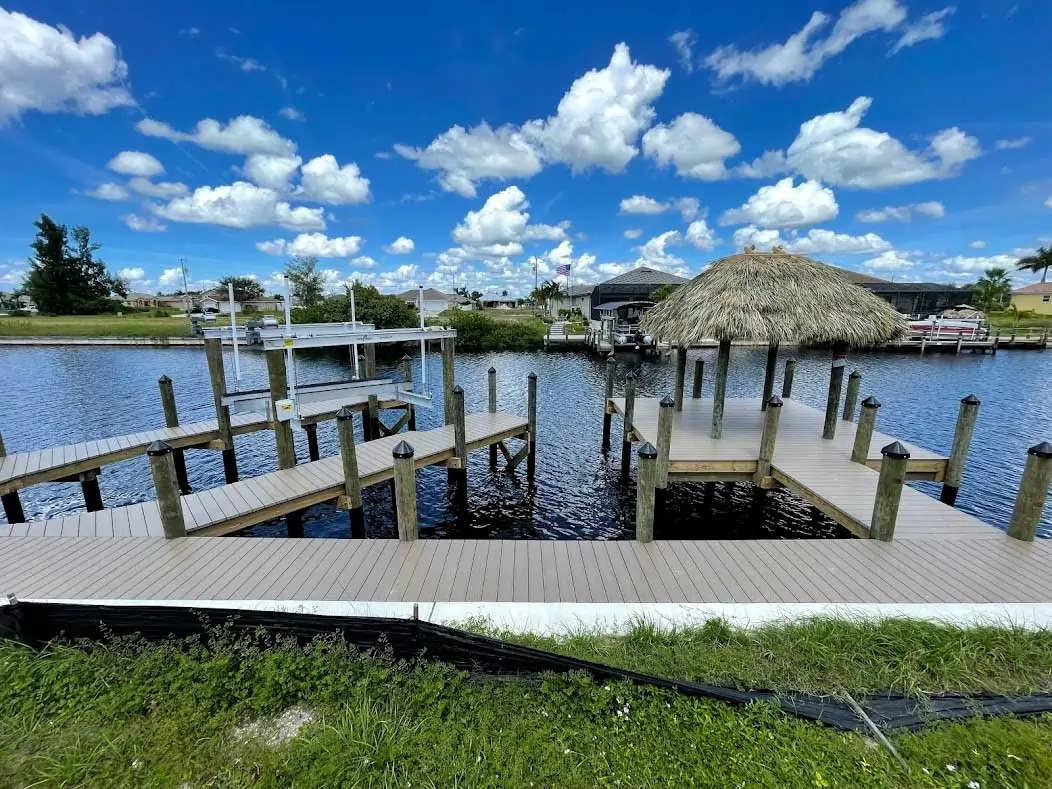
[243,154,302,190]
[296,155,370,204]
[152,181,325,230]
[721,178,838,228]
[128,177,188,199]
[732,225,890,255]
[257,233,364,258]
[856,201,945,222]
[668,29,696,72]
[642,113,741,180]
[123,214,167,233]
[623,228,643,240]
[87,183,128,201]
[890,7,956,55]
[107,151,164,178]
[863,250,916,270]
[136,115,296,156]
[620,195,669,215]
[117,266,145,281]
[995,137,1031,150]
[384,237,415,255]
[452,185,567,259]
[0,8,133,122]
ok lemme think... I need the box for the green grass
[3,619,1052,787]
[987,310,1052,329]
[0,314,232,337]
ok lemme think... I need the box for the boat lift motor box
[274,398,296,422]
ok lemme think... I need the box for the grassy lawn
[3,618,1052,787]
[987,310,1052,330]
[0,314,233,337]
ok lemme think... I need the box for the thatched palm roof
[641,246,908,346]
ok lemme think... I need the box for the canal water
[1,345,1049,539]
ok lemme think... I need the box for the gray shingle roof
[597,267,688,287]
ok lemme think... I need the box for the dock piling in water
[1007,442,1052,541]
[781,359,796,398]
[602,353,615,450]
[401,355,416,431]
[620,372,637,484]
[843,370,861,422]
[147,441,186,539]
[488,367,498,470]
[851,396,881,464]
[692,359,704,398]
[674,348,687,411]
[392,441,418,541]
[822,350,847,440]
[0,431,25,524]
[362,344,377,379]
[265,348,302,536]
[204,338,239,483]
[711,340,731,439]
[870,441,910,541]
[367,394,380,442]
[79,471,104,512]
[635,442,658,543]
[761,342,779,410]
[527,372,538,483]
[157,375,191,494]
[655,396,674,516]
[305,424,320,462]
[451,385,468,515]
[441,337,456,425]
[336,407,365,538]
[755,395,783,484]
[941,395,980,506]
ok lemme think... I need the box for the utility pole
[179,257,191,328]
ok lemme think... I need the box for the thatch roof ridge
[641,246,908,346]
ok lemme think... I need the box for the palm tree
[1016,246,1052,283]
[972,267,1013,313]
[536,279,563,316]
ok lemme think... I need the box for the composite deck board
[5,537,1052,605]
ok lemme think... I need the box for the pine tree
[24,214,119,314]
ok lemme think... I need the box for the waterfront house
[555,284,594,315]
[588,267,687,321]
[398,288,456,317]
[481,292,518,309]
[845,272,971,316]
[1011,282,1052,315]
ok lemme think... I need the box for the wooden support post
[674,347,687,411]
[940,394,980,506]
[822,349,847,440]
[363,343,377,379]
[955,335,963,355]
[147,441,186,539]
[920,335,927,355]
[842,370,861,422]
[204,338,239,483]
[620,372,637,484]
[755,395,783,484]
[635,442,658,543]
[450,385,468,515]
[441,336,456,425]
[870,442,910,541]
[781,359,796,398]
[336,407,364,538]
[367,394,380,443]
[761,342,778,410]
[655,395,674,518]
[265,349,297,470]
[692,359,704,399]
[992,332,1000,354]
[711,340,731,439]
[526,372,538,483]
[392,441,419,541]
[1007,442,1052,542]
[602,353,616,450]
[401,355,416,430]
[851,396,881,464]
[488,367,498,471]
[157,375,190,494]
[80,471,104,512]
[0,431,25,524]
[305,423,320,462]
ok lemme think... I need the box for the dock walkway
[3,412,527,539]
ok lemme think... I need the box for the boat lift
[203,284,455,431]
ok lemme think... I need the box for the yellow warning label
[283,338,294,348]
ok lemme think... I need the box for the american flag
[556,263,571,277]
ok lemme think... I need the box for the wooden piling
[851,396,881,464]
[674,347,687,411]
[488,367,498,471]
[450,385,468,514]
[265,349,297,470]
[400,355,416,431]
[367,394,380,442]
[204,338,239,482]
[441,336,456,425]
[635,442,658,543]
[755,395,783,484]
[711,339,731,439]
[1007,442,1052,542]
[336,406,364,538]
[0,431,25,524]
[620,372,637,484]
[955,335,963,355]
[527,372,538,483]
[362,343,377,379]
[822,350,847,440]
[692,359,704,398]
[602,353,616,450]
[656,395,674,490]
[781,359,796,398]
[79,471,104,512]
[157,375,190,494]
[870,441,910,541]
[940,394,980,506]
[304,423,320,462]
[147,441,186,539]
[392,440,419,541]
[761,342,779,410]
[842,370,861,422]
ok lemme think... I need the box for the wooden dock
[3,412,527,538]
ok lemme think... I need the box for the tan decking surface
[0,412,267,494]
[2,535,1049,605]
[2,412,528,539]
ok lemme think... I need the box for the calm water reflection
[1,344,1049,539]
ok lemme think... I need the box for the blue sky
[1,0,1049,297]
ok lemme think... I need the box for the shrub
[439,310,545,350]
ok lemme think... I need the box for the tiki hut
[641,246,908,439]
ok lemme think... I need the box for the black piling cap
[849,370,862,378]
[861,396,881,409]
[146,440,172,456]
[528,372,537,380]
[881,441,911,460]
[766,395,783,408]
[393,440,415,459]
[638,442,658,459]
[660,395,675,408]
[1028,442,1052,459]
[962,394,981,406]
[488,366,496,374]
[158,374,172,383]
[452,384,464,394]
[336,406,354,421]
